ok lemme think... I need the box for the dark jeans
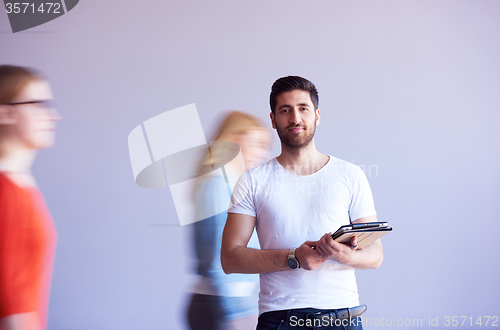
[187,294,226,330]
[257,309,363,330]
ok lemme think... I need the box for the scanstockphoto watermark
[360,315,499,327]
[3,0,80,33]
[261,179,352,199]
[249,160,379,179]
[289,315,363,328]
[361,316,424,327]
[239,163,380,200]
[288,316,423,328]
[354,161,379,178]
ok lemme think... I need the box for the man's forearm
[221,213,291,274]
[221,246,289,274]
[346,240,384,269]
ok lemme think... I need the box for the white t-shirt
[228,156,376,314]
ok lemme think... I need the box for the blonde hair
[203,111,266,169]
[211,111,266,143]
[193,111,266,198]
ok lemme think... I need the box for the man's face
[270,89,320,150]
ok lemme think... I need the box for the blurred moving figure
[0,66,61,330]
[187,111,270,330]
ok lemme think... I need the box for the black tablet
[332,222,392,249]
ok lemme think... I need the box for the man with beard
[221,76,383,330]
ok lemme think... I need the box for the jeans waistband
[263,304,367,323]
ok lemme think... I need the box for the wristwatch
[287,248,300,269]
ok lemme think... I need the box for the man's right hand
[295,241,327,270]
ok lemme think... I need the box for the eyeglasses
[4,100,58,116]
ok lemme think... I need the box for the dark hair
[0,65,43,104]
[269,76,319,113]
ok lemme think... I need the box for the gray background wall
[1,1,499,329]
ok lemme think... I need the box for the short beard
[275,120,316,151]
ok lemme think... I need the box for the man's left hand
[315,233,358,265]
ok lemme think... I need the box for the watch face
[287,258,299,269]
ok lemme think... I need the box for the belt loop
[336,309,346,330]
[285,309,291,326]
[329,311,336,326]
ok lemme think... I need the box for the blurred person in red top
[0,65,61,330]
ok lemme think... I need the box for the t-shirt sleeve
[227,171,256,217]
[348,167,377,221]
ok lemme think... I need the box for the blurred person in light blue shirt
[187,111,270,330]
